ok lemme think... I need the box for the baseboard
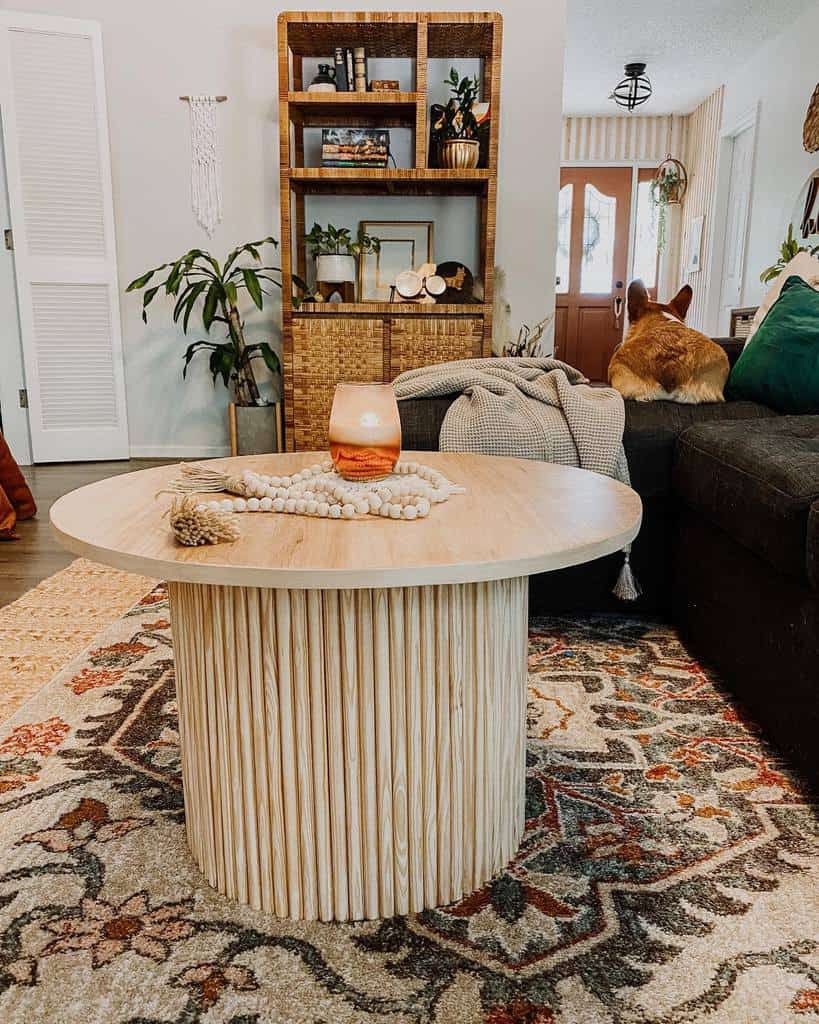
[129,445,231,459]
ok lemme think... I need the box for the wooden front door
[555,167,632,381]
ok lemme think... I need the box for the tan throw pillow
[746,251,819,344]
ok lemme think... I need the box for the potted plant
[759,223,819,283]
[432,68,483,169]
[305,223,381,286]
[127,237,306,454]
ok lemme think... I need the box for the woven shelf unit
[278,10,502,450]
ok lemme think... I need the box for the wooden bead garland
[196,458,464,523]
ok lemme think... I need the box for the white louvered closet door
[0,14,128,461]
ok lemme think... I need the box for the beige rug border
[0,559,156,726]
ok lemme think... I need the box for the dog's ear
[669,284,693,320]
[627,280,649,323]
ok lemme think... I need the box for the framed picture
[358,221,434,301]
[687,215,705,273]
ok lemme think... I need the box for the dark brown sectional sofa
[396,340,819,786]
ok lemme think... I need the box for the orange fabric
[0,433,35,520]
[0,483,17,539]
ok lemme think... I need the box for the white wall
[2,0,566,457]
[720,1,819,312]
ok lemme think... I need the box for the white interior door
[0,114,30,464]
[0,12,128,462]
[720,125,755,315]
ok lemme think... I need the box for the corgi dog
[608,280,730,403]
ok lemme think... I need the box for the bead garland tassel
[164,458,465,544]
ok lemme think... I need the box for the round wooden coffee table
[51,452,641,922]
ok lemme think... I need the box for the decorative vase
[328,383,401,481]
[307,64,337,93]
[441,138,480,170]
[316,253,356,283]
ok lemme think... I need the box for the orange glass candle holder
[328,383,402,481]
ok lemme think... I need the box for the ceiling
[563,0,815,116]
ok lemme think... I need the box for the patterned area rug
[0,559,156,724]
[0,588,817,1023]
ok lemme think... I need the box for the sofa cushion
[673,416,819,586]
[727,276,819,413]
[624,400,777,497]
[398,395,457,451]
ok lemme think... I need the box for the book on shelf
[327,47,372,93]
[333,47,348,91]
[321,161,388,168]
[353,46,368,93]
[345,49,355,92]
[321,128,389,169]
[370,79,399,92]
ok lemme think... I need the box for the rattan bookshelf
[278,11,502,450]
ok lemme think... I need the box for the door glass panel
[581,184,616,293]
[632,179,659,289]
[555,183,572,294]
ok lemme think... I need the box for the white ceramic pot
[316,253,356,283]
[441,138,481,170]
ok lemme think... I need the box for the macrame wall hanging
[181,95,226,237]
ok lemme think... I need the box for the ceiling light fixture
[610,62,652,112]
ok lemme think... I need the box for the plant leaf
[209,344,235,388]
[182,339,218,378]
[182,281,208,333]
[126,265,167,292]
[242,268,264,310]
[172,281,198,323]
[202,284,220,331]
[257,342,280,375]
[141,285,161,323]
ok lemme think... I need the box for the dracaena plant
[305,223,381,258]
[127,238,307,406]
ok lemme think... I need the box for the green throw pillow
[727,275,819,412]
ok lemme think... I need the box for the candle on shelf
[328,383,401,481]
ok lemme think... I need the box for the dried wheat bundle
[164,462,250,497]
[169,496,241,546]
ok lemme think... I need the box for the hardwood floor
[1,459,170,607]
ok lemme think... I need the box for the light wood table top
[50,452,642,590]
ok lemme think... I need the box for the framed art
[358,220,434,301]
[687,215,705,273]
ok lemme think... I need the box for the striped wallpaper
[677,88,724,331]
[561,114,688,163]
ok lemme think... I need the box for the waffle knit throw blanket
[393,357,639,599]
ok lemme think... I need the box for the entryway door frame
[0,11,129,463]
[557,160,665,370]
[708,104,759,336]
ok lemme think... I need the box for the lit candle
[328,383,402,481]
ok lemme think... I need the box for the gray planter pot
[228,402,282,456]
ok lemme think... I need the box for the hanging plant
[650,155,688,254]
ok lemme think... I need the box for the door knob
[613,295,623,328]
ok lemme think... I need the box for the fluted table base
[168,577,528,921]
